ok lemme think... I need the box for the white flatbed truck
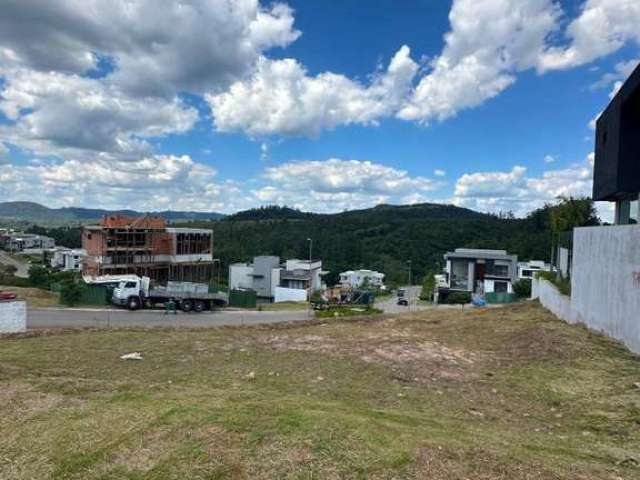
[111,276,226,312]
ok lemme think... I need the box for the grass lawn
[1,302,639,479]
[0,284,59,307]
[259,301,310,311]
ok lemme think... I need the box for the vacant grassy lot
[1,302,639,479]
[0,284,59,307]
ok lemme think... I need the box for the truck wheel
[128,297,140,311]
[194,300,205,312]
[181,299,193,312]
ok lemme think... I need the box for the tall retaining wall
[0,300,27,333]
[571,225,640,353]
[532,225,640,354]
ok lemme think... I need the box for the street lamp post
[407,259,412,310]
[307,237,313,318]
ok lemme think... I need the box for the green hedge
[535,270,571,296]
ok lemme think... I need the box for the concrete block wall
[0,300,27,333]
[571,225,640,353]
[533,225,640,354]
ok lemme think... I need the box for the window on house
[494,281,508,293]
[630,197,639,224]
[493,264,509,277]
[521,270,532,278]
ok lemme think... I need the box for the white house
[49,248,86,271]
[443,248,518,294]
[517,260,551,280]
[5,233,55,252]
[229,256,326,302]
[339,269,385,289]
[229,256,281,298]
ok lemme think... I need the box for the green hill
[0,201,225,225]
[180,203,555,285]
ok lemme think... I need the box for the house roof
[444,248,517,262]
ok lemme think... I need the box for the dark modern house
[594,62,640,224]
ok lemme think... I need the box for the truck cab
[112,276,150,310]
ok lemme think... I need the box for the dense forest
[177,203,566,285]
[20,199,598,286]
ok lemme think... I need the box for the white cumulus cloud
[252,158,444,212]
[398,0,560,122]
[538,0,640,72]
[453,158,594,215]
[208,46,419,137]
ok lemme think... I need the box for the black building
[594,62,640,212]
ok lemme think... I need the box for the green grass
[1,302,639,479]
[315,306,383,318]
[259,301,309,311]
[0,284,60,307]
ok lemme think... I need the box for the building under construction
[82,215,215,284]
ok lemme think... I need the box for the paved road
[0,251,29,277]
[27,307,312,329]
[376,285,428,314]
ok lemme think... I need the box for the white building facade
[517,260,551,280]
[49,248,87,271]
[339,269,385,289]
[443,248,518,294]
[229,256,325,301]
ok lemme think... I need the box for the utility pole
[407,259,412,286]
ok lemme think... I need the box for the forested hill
[180,203,556,285]
[0,201,225,225]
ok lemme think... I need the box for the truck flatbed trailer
[111,276,228,312]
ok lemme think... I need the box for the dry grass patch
[0,302,639,479]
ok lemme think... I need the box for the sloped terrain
[1,302,638,479]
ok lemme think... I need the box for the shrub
[535,271,571,296]
[419,272,436,301]
[512,279,532,298]
[28,265,51,289]
[60,280,86,306]
[443,291,471,305]
[0,273,31,287]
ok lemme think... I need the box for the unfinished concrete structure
[82,215,214,284]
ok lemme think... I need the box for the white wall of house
[0,300,26,333]
[484,279,513,294]
[284,259,323,291]
[274,286,308,303]
[339,269,385,288]
[228,264,254,291]
[518,260,550,280]
[51,248,86,271]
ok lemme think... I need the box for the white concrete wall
[274,287,308,303]
[532,225,640,354]
[571,225,640,353]
[0,300,27,333]
[532,277,577,324]
[229,264,254,290]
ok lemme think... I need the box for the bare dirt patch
[256,329,478,381]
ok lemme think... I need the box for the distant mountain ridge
[0,201,225,224]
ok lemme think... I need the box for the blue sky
[0,0,638,217]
